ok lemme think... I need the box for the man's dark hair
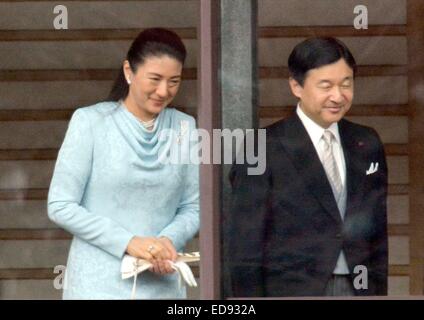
[288,37,357,86]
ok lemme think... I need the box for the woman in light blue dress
[48,28,199,299]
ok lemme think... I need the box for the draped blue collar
[111,101,177,169]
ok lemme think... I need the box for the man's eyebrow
[318,76,353,84]
[318,80,332,84]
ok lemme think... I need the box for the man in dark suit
[226,37,388,297]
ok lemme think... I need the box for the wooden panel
[0,240,70,268]
[346,116,408,144]
[0,229,199,243]
[388,225,409,236]
[0,268,56,280]
[0,229,71,240]
[0,149,59,161]
[0,0,189,1]
[0,28,197,41]
[389,265,410,276]
[259,79,297,107]
[353,76,408,105]
[389,236,410,265]
[259,26,406,38]
[259,116,408,144]
[388,195,409,224]
[0,189,48,200]
[0,186,411,201]
[259,66,407,78]
[0,280,61,299]
[388,276,410,296]
[0,110,73,122]
[384,144,408,156]
[259,105,408,117]
[258,0,406,26]
[0,1,199,30]
[0,265,200,280]
[0,122,67,149]
[0,161,55,189]
[0,68,197,81]
[259,37,407,66]
[0,40,197,69]
[387,156,409,185]
[0,80,112,109]
[407,0,424,295]
[389,184,408,195]
[0,200,56,229]
[0,80,197,110]
[0,106,196,122]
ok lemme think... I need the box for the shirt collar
[296,103,341,145]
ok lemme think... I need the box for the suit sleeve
[47,109,134,259]
[368,129,388,295]
[225,131,272,297]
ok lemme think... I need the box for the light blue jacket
[48,102,199,299]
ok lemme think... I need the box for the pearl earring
[127,79,131,85]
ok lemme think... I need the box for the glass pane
[222,0,419,298]
[0,0,200,300]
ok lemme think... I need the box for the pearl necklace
[139,118,156,131]
[119,100,156,131]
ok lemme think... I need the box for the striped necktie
[321,130,343,201]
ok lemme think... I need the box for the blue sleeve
[158,117,200,251]
[47,109,134,258]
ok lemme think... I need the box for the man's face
[289,58,354,128]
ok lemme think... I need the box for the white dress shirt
[296,105,346,186]
[296,105,350,275]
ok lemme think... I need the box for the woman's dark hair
[108,28,187,101]
[288,37,357,86]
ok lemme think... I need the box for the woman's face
[124,55,183,120]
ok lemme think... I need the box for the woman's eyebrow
[146,72,162,77]
[146,72,181,79]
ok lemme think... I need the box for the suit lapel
[338,120,366,220]
[277,115,343,224]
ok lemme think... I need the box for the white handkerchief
[366,162,379,175]
[121,252,200,299]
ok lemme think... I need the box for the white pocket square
[121,252,200,299]
[366,162,379,175]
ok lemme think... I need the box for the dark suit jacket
[226,114,388,297]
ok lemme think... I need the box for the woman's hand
[149,236,178,275]
[125,236,177,275]
[126,236,170,261]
